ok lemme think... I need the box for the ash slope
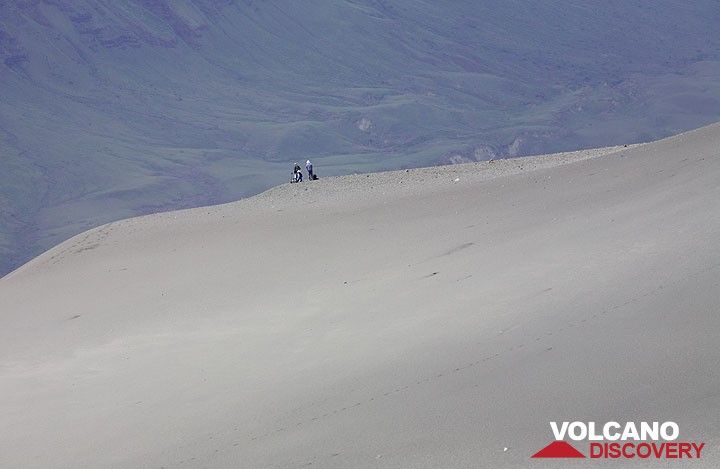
[3,0,720,275]
[1,124,720,468]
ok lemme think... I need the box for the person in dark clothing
[292,162,303,183]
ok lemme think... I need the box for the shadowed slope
[1,123,719,468]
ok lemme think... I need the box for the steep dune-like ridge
[1,124,719,468]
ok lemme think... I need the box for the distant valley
[2,0,720,275]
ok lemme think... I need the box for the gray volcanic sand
[1,126,719,468]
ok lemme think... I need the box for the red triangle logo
[531,441,586,458]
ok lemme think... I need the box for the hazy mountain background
[2,0,720,276]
